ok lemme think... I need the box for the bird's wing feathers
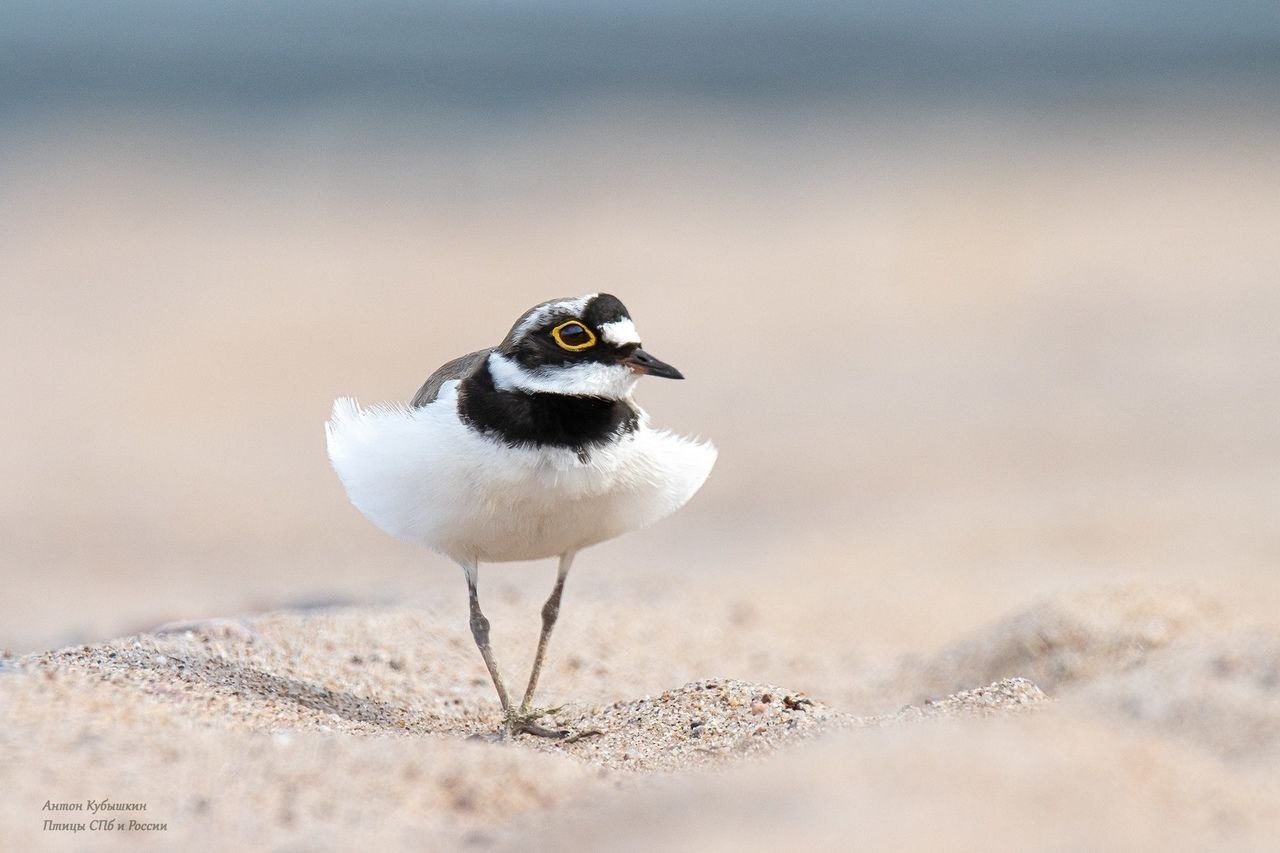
[410,348,493,408]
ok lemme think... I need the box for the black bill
[623,348,684,379]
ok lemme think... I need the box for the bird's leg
[520,551,574,713]
[463,562,511,716]
[461,557,580,740]
[505,551,576,738]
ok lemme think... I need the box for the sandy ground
[2,100,1280,849]
[2,586,1278,851]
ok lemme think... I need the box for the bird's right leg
[462,561,512,716]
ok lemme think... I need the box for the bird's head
[489,293,683,399]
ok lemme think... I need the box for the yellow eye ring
[551,320,597,352]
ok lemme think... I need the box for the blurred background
[2,1,1278,654]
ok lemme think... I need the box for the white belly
[325,386,716,563]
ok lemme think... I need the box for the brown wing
[410,348,492,408]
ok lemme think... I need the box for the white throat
[487,352,639,400]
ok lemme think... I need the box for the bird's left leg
[520,550,575,713]
[507,551,576,739]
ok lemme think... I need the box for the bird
[325,293,716,738]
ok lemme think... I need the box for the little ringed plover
[325,293,716,737]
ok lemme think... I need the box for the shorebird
[325,294,716,737]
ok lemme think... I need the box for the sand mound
[906,585,1221,699]
[868,584,1280,766]
[520,678,846,771]
[1072,633,1280,765]
[873,676,1048,723]
[531,675,1044,772]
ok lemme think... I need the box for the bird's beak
[623,348,684,379]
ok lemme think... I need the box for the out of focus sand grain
[2,103,1279,849]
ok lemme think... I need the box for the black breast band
[457,362,639,459]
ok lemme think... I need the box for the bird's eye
[551,320,597,351]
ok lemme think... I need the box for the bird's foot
[505,705,571,739]
[466,707,602,743]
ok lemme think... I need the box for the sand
[2,584,1278,851]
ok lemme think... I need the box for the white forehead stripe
[487,352,638,400]
[599,318,641,346]
[514,294,595,339]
